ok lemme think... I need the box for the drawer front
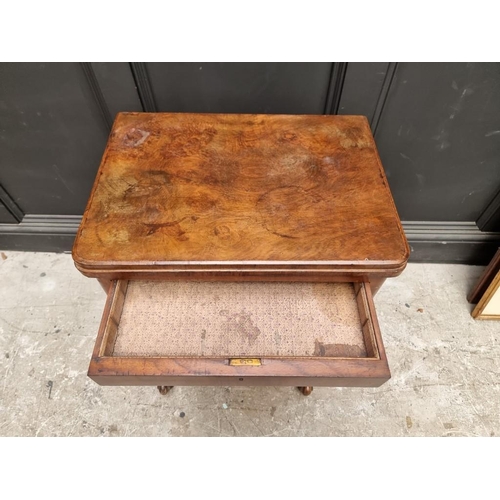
[88,280,390,387]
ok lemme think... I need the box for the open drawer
[89,280,390,388]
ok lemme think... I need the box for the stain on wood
[220,310,261,345]
[313,339,366,358]
[73,113,409,273]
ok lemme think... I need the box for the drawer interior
[98,280,380,360]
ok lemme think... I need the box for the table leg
[158,386,173,395]
[369,278,386,296]
[97,278,112,293]
[298,386,313,396]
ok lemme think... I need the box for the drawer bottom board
[112,281,367,359]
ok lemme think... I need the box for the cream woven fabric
[112,281,366,358]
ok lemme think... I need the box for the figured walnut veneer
[73,113,408,275]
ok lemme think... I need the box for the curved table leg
[157,386,173,395]
[369,277,386,296]
[298,386,313,396]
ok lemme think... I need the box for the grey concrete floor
[0,251,499,437]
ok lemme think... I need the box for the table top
[73,112,409,274]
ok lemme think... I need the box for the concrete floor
[0,251,498,437]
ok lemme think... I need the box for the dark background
[1,62,499,263]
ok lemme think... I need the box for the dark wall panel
[477,189,500,232]
[374,62,500,222]
[338,62,390,124]
[144,62,333,114]
[0,63,110,215]
[0,202,16,223]
[90,62,143,121]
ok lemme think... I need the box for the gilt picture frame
[472,270,500,319]
[467,248,500,304]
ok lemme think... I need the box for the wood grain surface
[73,113,409,273]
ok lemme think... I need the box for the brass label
[229,358,262,366]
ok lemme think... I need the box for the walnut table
[72,112,409,396]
